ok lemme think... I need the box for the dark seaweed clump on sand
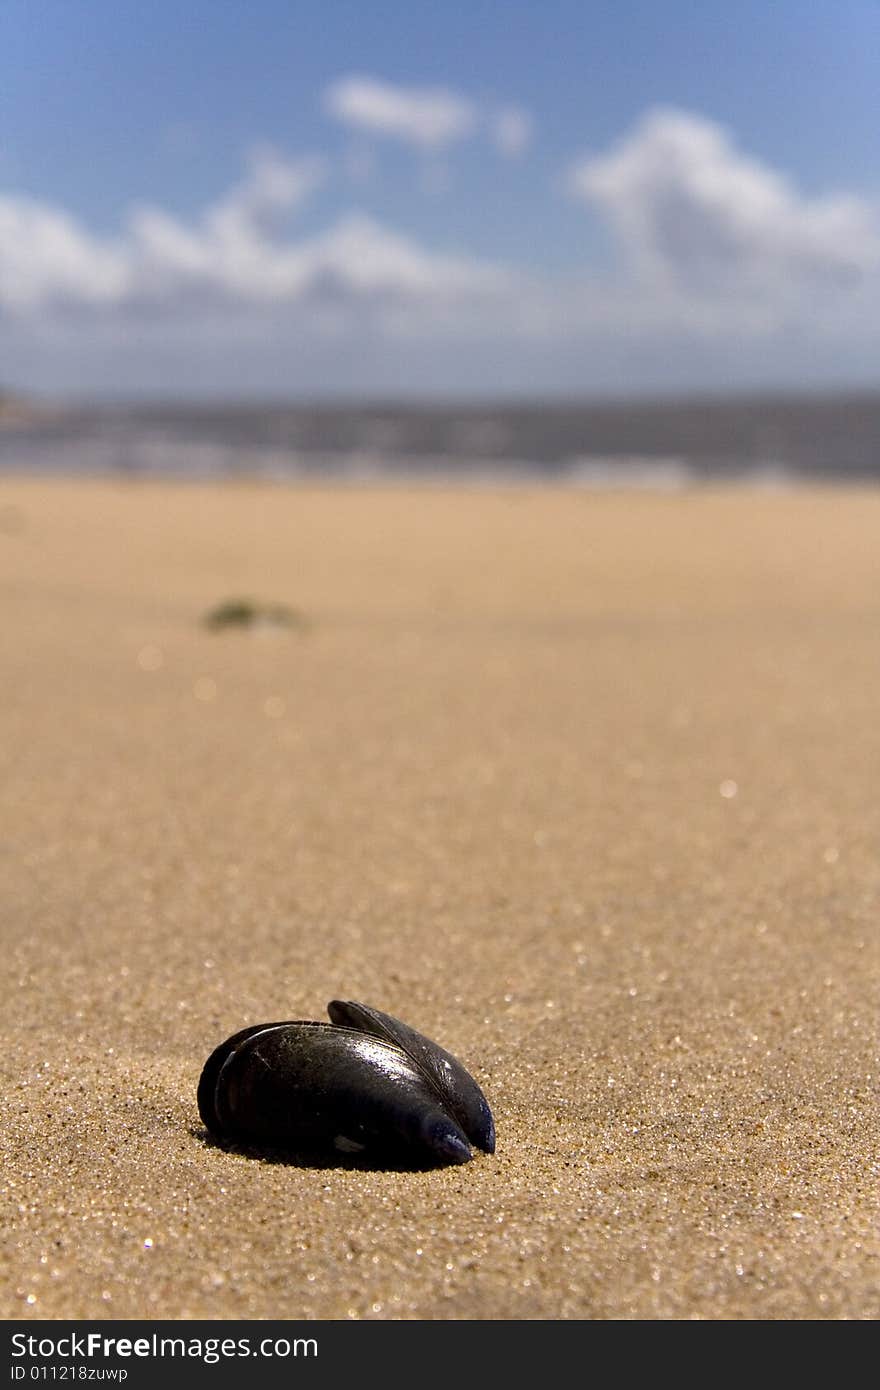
[202,598,308,631]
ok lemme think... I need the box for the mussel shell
[327,999,495,1154]
[198,1019,477,1165]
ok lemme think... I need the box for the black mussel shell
[197,1002,495,1166]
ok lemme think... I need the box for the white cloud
[324,76,534,163]
[208,145,325,238]
[490,106,533,158]
[284,213,507,309]
[569,108,880,294]
[324,76,476,150]
[0,197,130,311]
[128,147,328,303]
[0,148,505,321]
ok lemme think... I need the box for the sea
[1,391,879,487]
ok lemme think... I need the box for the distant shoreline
[2,388,880,483]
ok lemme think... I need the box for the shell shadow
[190,1125,459,1173]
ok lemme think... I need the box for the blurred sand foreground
[1,478,877,1320]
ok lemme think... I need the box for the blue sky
[2,0,879,398]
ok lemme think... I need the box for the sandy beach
[1,477,877,1321]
